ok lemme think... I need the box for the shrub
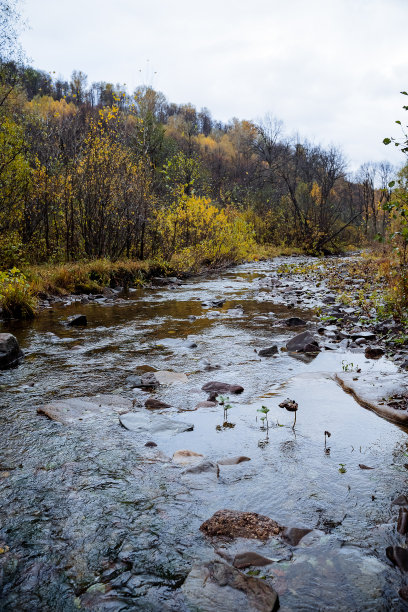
[0,268,37,319]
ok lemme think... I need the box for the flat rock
[172,450,204,465]
[350,329,376,341]
[119,411,193,435]
[286,331,320,353]
[200,510,282,540]
[144,398,171,410]
[282,317,307,327]
[182,559,279,612]
[0,333,23,369]
[233,552,274,569]
[217,456,251,465]
[66,314,87,327]
[201,381,244,394]
[37,394,133,424]
[140,370,188,386]
[335,372,408,424]
[195,401,218,409]
[258,346,278,357]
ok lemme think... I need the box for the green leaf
[388,180,395,188]
[396,120,401,125]
[383,138,391,145]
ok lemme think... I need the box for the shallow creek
[1,257,408,611]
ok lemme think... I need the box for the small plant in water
[338,463,347,474]
[257,405,270,431]
[341,360,361,373]
[324,430,331,454]
[279,398,298,429]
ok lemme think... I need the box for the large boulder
[182,559,279,612]
[0,333,23,369]
[200,509,282,540]
[286,331,320,353]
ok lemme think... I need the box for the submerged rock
[183,460,219,476]
[364,346,384,359]
[140,370,188,386]
[286,331,320,353]
[258,346,278,357]
[0,333,23,370]
[195,400,218,409]
[283,317,307,327]
[182,559,279,612]
[233,552,274,569]
[397,507,408,535]
[201,381,244,394]
[200,510,282,540]
[217,456,251,465]
[172,449,204,465]
[37,394,133,424]
[392,495,408,507]
[66,314,87,327]
[119,411,193,435]
[282,527,313,546]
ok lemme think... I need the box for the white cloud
[20,0,408,171]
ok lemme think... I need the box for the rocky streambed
[1,255,408,611]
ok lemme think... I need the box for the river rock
[182,559,279,612]
[233,552,274,569]
[172,450,204,465]
[286,331,320,353]
[335,372,408,424]
[386,546,408,572]
[0,333,23,369]
[195,401,218,409]
[364,346,384,359]
[283,317,307,327]
[38,394,133,424]
[217,456,251,465]
[392,495,408,506]
[119,411,193,435]
[200,510,282,540]
[183,460,219,476]
[258,346,278,357]
[397,507,408,535]
[201,382,244,394]
[282,527,313,546]
[66,314,87,326]
[350,329,376,341]
[140,370,188,386]
[144,398,171,410]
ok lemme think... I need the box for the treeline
[0,61,395,269]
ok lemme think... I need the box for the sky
[19,0,408,173]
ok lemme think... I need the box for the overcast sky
[20,0,408,173]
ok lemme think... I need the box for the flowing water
[1,257,407,611]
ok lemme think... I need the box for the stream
[1,256,408,611]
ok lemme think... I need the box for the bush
[0,268,37,319]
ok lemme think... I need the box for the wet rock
[283,317,307,327]
[0,333,23,370]
[66,314,87,327]
[232,552,274,569]
[186,340,197,348]
[183,460,219,476]
[126,375,143,387]
[119,411,193,435]
[358,464,374,470]
[182,559,279,612]
[200,510,282,540]
[145,441,157,447]
[258,346,278,357]
[37,394,133,424]
[350,329,376,341]
[202,381,244,394]
[140,370,188,386]
[365,346,385,359]
[172,449,204,465]
[144,398,171,410]
[386,546,408,572]
[195,401,218,409]
[399,586,408,602]
[397,508,408,535]
[392,495,408,507]
[217,456,251,465]
[335,372,408,425]
[282,527,313,546]
[286,331,320,353]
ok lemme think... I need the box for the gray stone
[66,314,87,327]
[283,317,307,327]
[38,394,133,424]
[202,381,244,394]
[182,560,279,612]
[258,346,278,357]
[218,456,251,465]
[119,411,193,435]
[286,331,320,353]
[183,460,219,476]
[140,370,188,386]
[0,333,23,369]
[365,346,385,359]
